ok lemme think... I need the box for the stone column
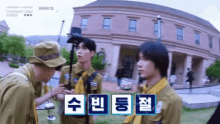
[110,44,121,79]
[183,55,192,87]
[167,51,173,80]
[198,58,207,86]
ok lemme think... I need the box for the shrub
[61,48,106,70]
[60,48,77,65]
[92,54,106,70]
[9,62,19,68]
[206,60,220,83]
[206,60,220,78]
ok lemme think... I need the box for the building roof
[0,20,9,29]
[84,0,219,33]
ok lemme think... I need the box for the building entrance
[122,55,135,78]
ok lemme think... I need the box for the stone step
[210,89,220,97]
[179,94,220,109]
[176,85,220,94]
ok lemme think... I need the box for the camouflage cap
[29,41,66,67]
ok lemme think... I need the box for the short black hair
[135,41,169,78]
[187,68,190,71]
[76,37,96,52]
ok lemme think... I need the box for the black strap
[85,71,98,124]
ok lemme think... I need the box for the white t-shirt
[170,75,177,83]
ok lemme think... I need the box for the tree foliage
[0,31,27,63]
[0,30,9,55]
[206,60,220,78]
[7,35,26,57]
[92,54,106,70]
[60,48,106,70]
[25,45,34,59]
[61,48,77,65]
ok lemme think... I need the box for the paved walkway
[0,61,16,77]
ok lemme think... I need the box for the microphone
[67,27,84,43]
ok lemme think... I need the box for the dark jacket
[186,71,194,81]
[115,69,124,78]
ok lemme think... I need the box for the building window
[154,22,158,35]
[209,37,213,49]
[103,18,111,30]
[176,28,183,40]
[195,33,200,45]
[81,18,88,29]
[129,20,137,32]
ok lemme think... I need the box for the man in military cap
[0,41,66,124]
[124,41,182,124]
[56,37,102,124]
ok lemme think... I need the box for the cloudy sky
[0,0,219,37]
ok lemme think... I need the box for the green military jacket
[139,84,182,124]
[0,63,38,124]
[59,62,102,124]
[59,62,102,94]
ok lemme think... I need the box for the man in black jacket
[186,68,194,93]
[115,66,125,89]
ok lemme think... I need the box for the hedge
[9,62,19,68]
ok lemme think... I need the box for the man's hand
[51,84,65,95]
[56,89,75,101]
[64,89,75,94]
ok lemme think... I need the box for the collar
[74,62,94,76]
[142,77,168,94]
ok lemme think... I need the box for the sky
[0,0,219,37]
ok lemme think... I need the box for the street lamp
[157,15,161,43]
[57,20,65,44]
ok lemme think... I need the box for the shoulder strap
[84,71,98,86]
[85,71,98,124]
[0,72,29,82]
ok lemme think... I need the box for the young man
[124,41,182,124]
[0,41,66,124]
[186,68,194,92]
[115,65,125,89]
[56,37,102,124]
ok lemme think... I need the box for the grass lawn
[37,90,216,124]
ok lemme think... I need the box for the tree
[206,60,220,83]
[92,54,106,70]
[61,48,77,65]
[60,47,107,70]
[6,35,26,62]
[0,30,9,58]
[25,45,34,58]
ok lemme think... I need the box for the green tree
[61,48,77,65]
[25,45,34,59]
[206,60,220,83]
[0,30,9,58]
[60,47,106,70]
[92,54,106,70]
[6,35,26,62]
